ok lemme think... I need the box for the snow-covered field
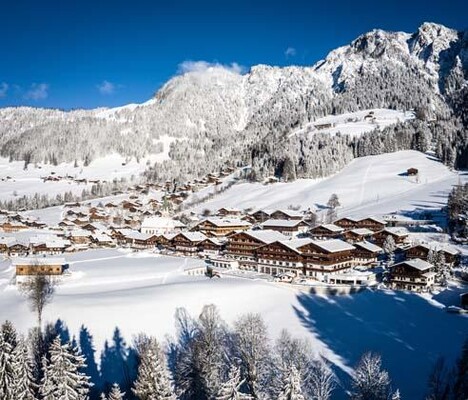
[290,109,414,138]
[0,150,168,202]
[0,249,466,399]
[190,150,464,219]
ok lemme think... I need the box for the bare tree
[20,273,57,329]
[307,358,336,400]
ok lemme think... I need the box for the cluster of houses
[1,197,461,293]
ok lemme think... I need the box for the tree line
[1,305,467,400]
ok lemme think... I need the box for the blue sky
[0,0,466,110]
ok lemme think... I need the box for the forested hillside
[1,22,466,182]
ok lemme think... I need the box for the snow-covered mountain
[0,22,466,181]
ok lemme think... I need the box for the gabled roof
[393,258,433,271]
[13,257,66,266]
[354,241,383,253]
[176,232,207,242]
[314,224,344,232]
[240,230,289,244]
[202,218,251,227]
[350,228,374,236]
[277,239,313,253]
[308,239,355,253]
[271,209,304,217]
[383,227,409,237]
[261,219,307,228]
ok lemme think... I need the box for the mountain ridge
[0,22,466,181]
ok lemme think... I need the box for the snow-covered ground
[0,249,466,399]
[0,148,170,202]
[190,150,464,219]
[290,109,414,138]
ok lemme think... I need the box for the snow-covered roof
[384,227,409,236]
[279,239,313,252]
[360,216,387,224]
[261,219,306,228]
[243,230,288,244]
[350,228,374,236]
[310,239,355,253]
[203,218,251,227]
[317,224,344,232]
[141,216,185,229]
[178,232,208,242]
[395,258,433,271]
[125,232,155,241]
[354,241,383,253]
[13,257,66,266]
[272,209,304,217]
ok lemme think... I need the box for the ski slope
[0,249,466,399]
[191,151,463,219]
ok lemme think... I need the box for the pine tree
[382,236,396,262]
[277,366,305,400]
[216,364,252,400]
[133,337,175,400]
[108,383,125,400]
[1,321,18,349]
[11,338,36,400]
[39,336,91,400]
[351,352,391,400]
[0,331,15,400]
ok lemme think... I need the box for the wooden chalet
[260,219,309,236]
[334,217,359,230]
[198,238,224,256]
[170,232,207,255]
[255,239,306,276]
[32,241,69,255]
[0,237,15,254]
[250,210,272,223]
[226,230,288,269]
[0,220,28,232]
[269,209,303,220]
[8,242,29,257]
[389,259,436,292]
[354,217,387,232]
[405,244,432,261]
[297,239,356,280]
[125,232,158,249]
[194,218,251,237]
[438,246,461,266]
[374,228,409,246]
[352,241,383,265]
[343,228,374,243]
[14,257,67,278]
[309,224,344,239]
[216,208,242,217]
[68,230,92,245]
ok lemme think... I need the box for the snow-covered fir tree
[350,352,391,400]
[277,366,305,400]
[132,336,175,400]
[107,383,125,400]
[39,336,91,400]
[382,236,396,261]
[11,338,36,400]
[0,329,15,400]
[216,364,253,400]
